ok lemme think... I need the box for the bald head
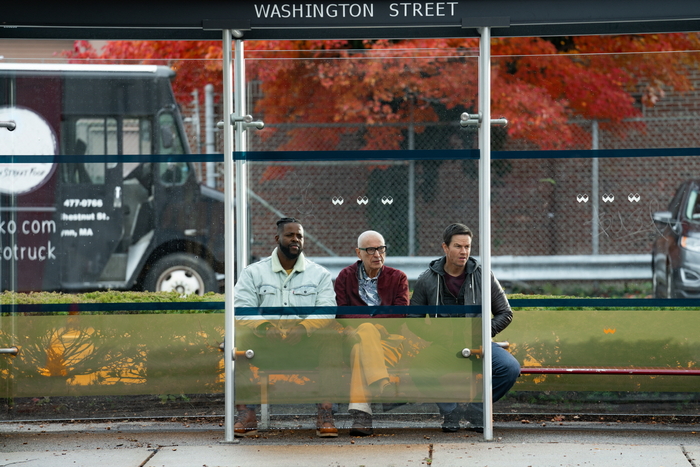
[356,230,387,278]
[357,230,385,248]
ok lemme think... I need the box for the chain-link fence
[180,89,700,261]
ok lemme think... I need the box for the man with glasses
[334,230,410,436]
[233,217,341,438]
[410,223,520,433]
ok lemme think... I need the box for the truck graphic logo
[0,106,57,195]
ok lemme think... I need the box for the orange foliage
[64,34,700,153]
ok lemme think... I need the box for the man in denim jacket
[233,217,340,438]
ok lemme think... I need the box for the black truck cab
[0,64,223,295]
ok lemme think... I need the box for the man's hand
[257,322,283,341]
[265,326,283,341]
[343,325,360,345]
[374,323,390,339]
[283,324,307,346]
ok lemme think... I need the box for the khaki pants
[348,322,404,414]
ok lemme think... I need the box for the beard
[279,242,302,260]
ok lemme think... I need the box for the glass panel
[238,43,485,418]
[4,313,224,398]
[2,33,700,425]
[501,308,700,392]
[0,51,226,420]
[1,309,225,419]
[499,306,700,416]
[234,316,482,405]
[489,42,700,300]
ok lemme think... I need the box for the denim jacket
[234,248,337,336]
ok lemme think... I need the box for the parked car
[652,179,700,298]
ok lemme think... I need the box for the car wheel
[666,264,676,299]
[144,252,217,296]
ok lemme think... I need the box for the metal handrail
[310,254,651,283]
[520,367,700,376]
[0,346,19,356]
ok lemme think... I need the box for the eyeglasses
[358,246,387,255]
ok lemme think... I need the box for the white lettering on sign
[1,220,56,235]
[62,213,96,222]
[21,219,56,235]
[61,230,78,238]
[60,212,110,222]
[0,107,57,195]
[1,241,56,261]
[389,2,458,17]
[63,199,104,208]
[254,3,375,18]
[2,218,57,263]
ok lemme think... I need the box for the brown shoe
[316,404,338,438]
[234,406,258,438]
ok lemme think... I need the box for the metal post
[408,161,416,256]
[190,89,201,154]
[591,120,600,256]
[232,36,253,428]
[478,26,494,441]
[205,83,216,188]
[222,29,237,444]
[408,96,416,256]
[234,39,250,273]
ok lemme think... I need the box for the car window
[669,184,688,219]
[686,189,700,221]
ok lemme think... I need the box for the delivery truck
[0,64,224,295]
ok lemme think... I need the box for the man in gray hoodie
[410,223,520,433]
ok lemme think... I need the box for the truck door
[58,115,160,287]
[143,109,219,295]
[57,128,125,287]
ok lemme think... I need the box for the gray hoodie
[409,256,513,338]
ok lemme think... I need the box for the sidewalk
[2,419,699,467]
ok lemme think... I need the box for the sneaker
[349,410,374,436]
[234,406,258,438]
[460,403,484,433]
[316,405,339,438]
[465,422,484,433]
[441,408,462,433]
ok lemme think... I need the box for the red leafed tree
[65,34,700,151]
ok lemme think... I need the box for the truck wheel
[144,253,217,296]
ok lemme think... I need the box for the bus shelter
[3,0,700,444]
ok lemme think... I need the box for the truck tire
[144,253,217,296]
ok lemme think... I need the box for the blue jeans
[437,342,520,417]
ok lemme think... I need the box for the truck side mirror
[160,126,174,149]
